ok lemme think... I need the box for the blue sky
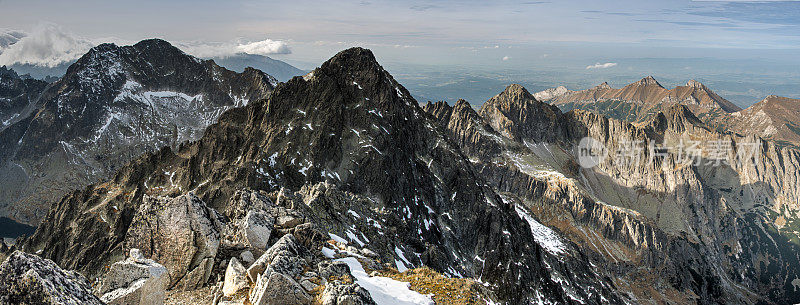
[1,0,799,106]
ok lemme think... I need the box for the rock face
[0,251,104,305]
[97,248,168,305]
[241,210,274,249]
[0,39,275,225]
[124,193,224,290]
[723,95,800,147]
[250,271,312,305]
[0,66,47,132]
[425,86,800,304]
[532,85,571,101]
[247,234,307,283]
[478,84,564,142]
[223,257,248,297]
[320,282,377,305]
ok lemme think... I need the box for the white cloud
[502,56,510,61]
[586,62,617,69]
[237,39,291,55]
[179,39,291,58]
[0,24,93,67]
[0,29,26,49]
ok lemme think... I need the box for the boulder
[318,260,351,280]
[247,234,307,282]
[300,279,319,292]
[0,251,104,305]
[242,210,274,249]
[223,257,249,297]
[97,248,168,305]
[250,272,311,305]
[276,215,303,228]
[292,223,328,250]
[125,193,224,290]
[240,251,255,265]
[320,282,377,305]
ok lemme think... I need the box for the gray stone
[243,210,274,249]
[0,251,104,305]
[247,234,307,283]
[318,260,351,280]
[320,282,377,305]
[240,251,255,265]
[250,272,311,305]
[125,193,224,290]
[300,279,319,292]
[223,257,249,297]
[276,215,303,228]
[98,248,168,305]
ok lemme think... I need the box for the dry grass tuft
[376,266,489,305]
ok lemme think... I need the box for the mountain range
[538,78,800,148]
[1,41,800,304]
[211,53,306,82]
[0,39,275,225]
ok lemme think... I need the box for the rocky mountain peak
[478,84,564,142]
[318,47,384,80]
[634,76,663,88]
[300,47,411,109]
[533,85,571,101]
[422,101,454,123]
[649,104,707,133]
[749,95,800,113]
[0,65,19,79]
[686,79,706,89]
[131,38,184,53]
[594,81,611,89]
[453,98,472,109]
[499,84,535,100]
[761,95,791,104]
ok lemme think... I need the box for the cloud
[502,56,510,61]
[0,24,93,67]
[0,29,26,49]
[236,39,291,55]
[179,39,291,58]
[586,62,617,69]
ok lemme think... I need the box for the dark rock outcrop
[0,251,104,305]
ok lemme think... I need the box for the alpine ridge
[0,39,276,225]
[540,76,742,127]
[9,47,800,305]
[22,47,630,304]
[426,84,800,304]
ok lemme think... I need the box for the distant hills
[537,77,800,147]
[210,53,306,82]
